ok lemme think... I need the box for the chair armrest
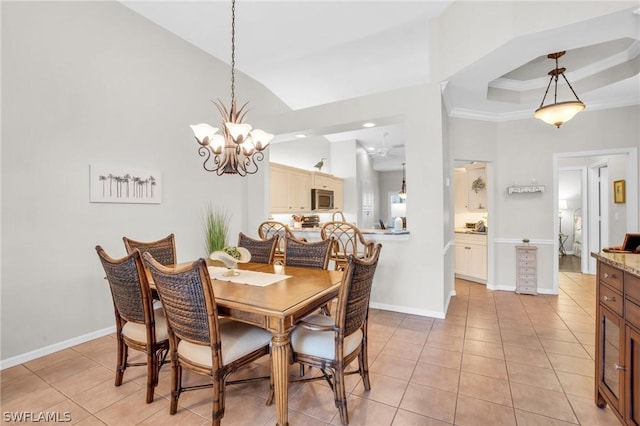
[363,240,375,257]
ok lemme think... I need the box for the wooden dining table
[151,261,342,426]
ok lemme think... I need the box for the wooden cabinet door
[333,178,344,211]
[290,170,311,212]
[454,169,468,210]
[454,243,469,275]
[598,306,625,416]
[270,165,292,212]
[313,174,333,190]
[468,244,487,280]
[626,325,640,425]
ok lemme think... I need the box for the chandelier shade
[190,0,273,176]
[534,51,585,128]
[534,101,585,128]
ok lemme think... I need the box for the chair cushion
[177,320,271,366]
[122,307,169,343]
[290,314,363,360]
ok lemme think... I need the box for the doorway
[554,148,638,285]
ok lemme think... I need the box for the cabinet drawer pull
[603,296,616,302]
[604,272,616,279]
[614,364,626,371]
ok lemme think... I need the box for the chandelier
[190,0,273,176]
[534,51,585,128]
[399,162,407,199]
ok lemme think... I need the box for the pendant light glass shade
[534,101,585,128]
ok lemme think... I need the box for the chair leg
[169,361,181,415]
[115,337,126,386]
[145,351,156,403]
[266,360,274,406]
[212,379,224,426]
[358,348,371,391]
[334,369,349,425]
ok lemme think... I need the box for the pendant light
[534,51,585,128]
[399,163,407,199]
[190,0,273,176]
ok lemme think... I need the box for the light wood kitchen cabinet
[454,233,487,283]
[269,163,311,213]
[593,254,640,425]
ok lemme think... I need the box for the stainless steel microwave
[311,189,334,211]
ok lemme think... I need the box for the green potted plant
[203,206,230,255]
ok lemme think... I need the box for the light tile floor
[1,273,621,425]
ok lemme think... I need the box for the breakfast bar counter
[291,228,410,242]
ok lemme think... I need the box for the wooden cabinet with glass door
[593,253,640,424]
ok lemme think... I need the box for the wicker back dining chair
[289,243,382,425]
[320,221,375,271]
[123,233,177,266]
[283,234,333,270]
[95,246,169,403]
[142,253,272,425]
[237,232,278,264]
[258,221,302,262]
[284,233,334,371]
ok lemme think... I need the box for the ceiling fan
[368,132,403,158]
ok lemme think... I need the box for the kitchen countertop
[292,227,409,235]
[591,251,640,277]
[454,227,487,235]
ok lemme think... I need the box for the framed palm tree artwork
[90,164,161,204]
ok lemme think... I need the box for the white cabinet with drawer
[515,245,537,295]
[455,233,487,283]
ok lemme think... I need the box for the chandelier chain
[230,0,236,104]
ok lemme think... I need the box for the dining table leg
[271,331,289,426]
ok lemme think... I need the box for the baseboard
[0,326,115,370]
[370,302,446,319]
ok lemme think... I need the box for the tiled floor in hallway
[1,273,620,425]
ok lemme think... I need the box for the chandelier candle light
[534,51,585,128]
[190,0,273,176]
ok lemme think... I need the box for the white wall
[330,139,358,221]
[269,137,332,174]
[265,84,447,317]
[450,106,640,294]
[1,1,289,362]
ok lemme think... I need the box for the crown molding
[490,40,640,92]
[448,96,639,122]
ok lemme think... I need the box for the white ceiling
[121,1,640,171]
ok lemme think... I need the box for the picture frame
[613,179,626,204]
[90,164,161,204]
